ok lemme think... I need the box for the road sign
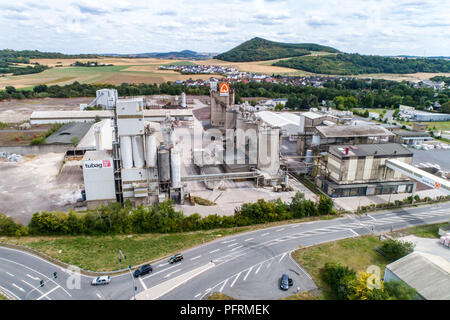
[219,82,230,96]
[298,244,302,249]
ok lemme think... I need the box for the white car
[91,276,111,285]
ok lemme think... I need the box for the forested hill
[273,53,450,75]
[0,49,99,63]
[214,37,339,62]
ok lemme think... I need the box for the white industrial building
[398,105,450,122]
[255,111,301,137]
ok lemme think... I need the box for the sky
[0,0,449,56]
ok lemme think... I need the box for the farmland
[1,56,449,90]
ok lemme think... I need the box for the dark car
[169,254,184,264]
[133,264,153,278]
[280,274,293,291]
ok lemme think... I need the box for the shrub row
[322,262,418,300]
[1,193,335,236]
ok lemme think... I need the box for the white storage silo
[312,135,321,146]
[145,133,157,168]
[132,136,145,169]
[120,136,133,169]
[299,114,305,134]
[171,149,181,188]
[94,124,102,151]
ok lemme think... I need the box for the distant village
[160,64,450,95]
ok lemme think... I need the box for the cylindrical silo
[120,136,133,169]
[312,135,320,146]
[305,149,313,163]
[94,124,102,151]
[145,133,157,168]
[299,114,305,134]
[170,149,181,188]
[132,136,145,169]
[158,149,171,182]
[181,92,186,108]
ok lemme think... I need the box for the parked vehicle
[133,264,153,278]
[280,274,289,291]
[169,254,184,264]
[91,275,111,285]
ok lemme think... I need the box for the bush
[0,213,28,236]
[379,239,415,262]
[383,280,418,300]
[322,262,357,300]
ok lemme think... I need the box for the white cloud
[0,0,448,56]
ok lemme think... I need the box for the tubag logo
[84,160,106,169]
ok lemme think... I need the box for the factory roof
[301,111,325,119]
[329,143,412,158]
[45,122,92,145]
[316,124,395,138]
[30,109,193,121]
[386,252,450,300]
[77,119,113,151]
[395,130,431,137]
[83,150,112,161]
[255,111,301,136]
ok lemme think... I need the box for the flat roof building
[316,143,414,197]
[384,252,450,300]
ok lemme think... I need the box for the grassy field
[0,215,342,272]
[206,293,235,300]
[290,235,389,299]
[397,222,448,239]
[0,294,7,300]
[0,228,247,272]
[394,120,450,132]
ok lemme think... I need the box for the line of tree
[274,53,450,75]
[0,192,334,236]
[0,63,49,76]
[1,78,448,114]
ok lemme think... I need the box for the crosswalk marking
[230,272,241,288]
[243,267,253,281]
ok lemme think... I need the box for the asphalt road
[1,202,449,300]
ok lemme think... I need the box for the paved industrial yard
[0,154,83,223]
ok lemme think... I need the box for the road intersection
[1,202,449,300]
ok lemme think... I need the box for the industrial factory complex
[1,83,449,222]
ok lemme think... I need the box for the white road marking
[12,283,25,292]
[243,266,254,281]
[230,245,243,252]
[194,293,201,298]
[0,285,19,300]
[350,229,359,237]
[96,293,102,299]
[26,274,39,281]
[230,272,241,288]
[227,243,239,247]
[20,279,49,299]
[141,264,178,280]
[0,257,72,297]
[37,286,58,300]
[158,263,169,267]
[275,228,285,232]
[254,263,263,275]
[279,252,287,262]
[266,258,274,269]
[164,269,181,278]
[6,272,14,277]
[209,249,220,254]
[222,239,236,244]
[244,238,254,242]
[367,214,376,221]
[219,279,229,292]
[261,233,270,237]
[190,255,201,261]
[139,277,147,291]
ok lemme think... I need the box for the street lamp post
[128,265,137,300]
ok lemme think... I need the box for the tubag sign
[219,82,230,97]
[84,160,111,169]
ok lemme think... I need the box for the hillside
[273,53,450,75]
[214,37,339,62]
[106,50,213,60]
